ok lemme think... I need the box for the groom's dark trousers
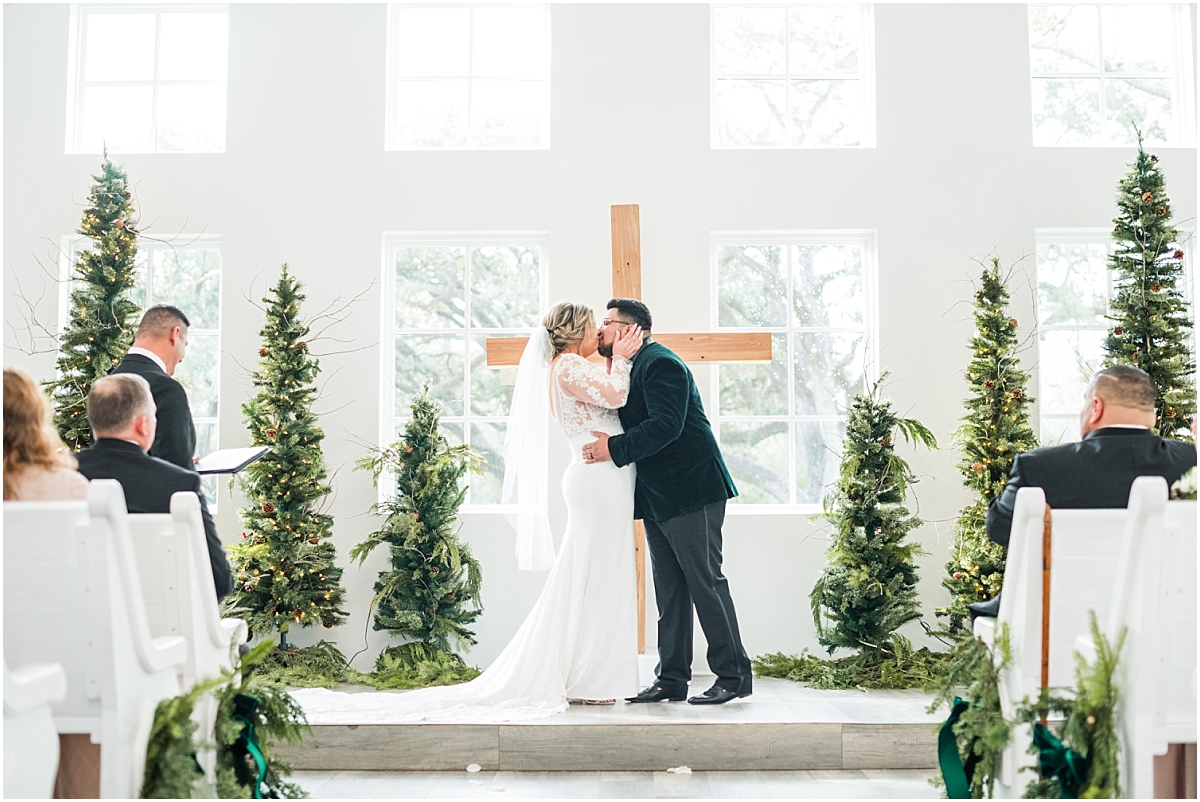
[608,340,752,695]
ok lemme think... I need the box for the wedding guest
[111,304,198,470]
[2,366,97,798]
[76,373,233,600]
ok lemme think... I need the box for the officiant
[111,304,198,471]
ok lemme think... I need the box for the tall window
[712,233,875,508]
[1028,4,1196,146]
[67,5,229,153]
[711,4,875,148]
[383,233,546,506]
[385,5,550,150]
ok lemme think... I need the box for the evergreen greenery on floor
[937,258,1037,636]
[352,384,484,687]
[1103,137,1195,440]
[753,643,949,691]
[224,265,348,671]
[47,152,141,450]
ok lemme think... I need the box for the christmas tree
[224,265,348,647]
[47,153,141,449]
[1103,137,1195,440]
[937,258,1037,635]
[811,374,937,654]
[353,385,483,684]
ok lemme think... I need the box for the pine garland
[938,259,1037,635]
[353,384,484,681]
[1103,136,1195,440]
[224,265,348,652]
[754,643,949,691]
[47,152,141,450]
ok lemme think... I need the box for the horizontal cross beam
[484,331,772,367]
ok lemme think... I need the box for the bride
[292,302,645,723]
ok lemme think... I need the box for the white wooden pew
[982,486,1130,797]
[127,491,248,786]
[4,480,187,798]
[4,660,67,798]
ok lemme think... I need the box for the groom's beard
[597,340,614,358]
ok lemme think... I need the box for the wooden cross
[485,204,771,653]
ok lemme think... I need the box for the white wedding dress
[291,353,638,724]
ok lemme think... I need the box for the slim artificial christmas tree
[47,153,141,449]
[353,385,483,686]
[1103,138,1195,439]
[225,266,348,648]
[937,258,1037,635]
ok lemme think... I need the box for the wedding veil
[501,327,556,571]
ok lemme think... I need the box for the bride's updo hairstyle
[542,302,594,357]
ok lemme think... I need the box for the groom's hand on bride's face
[583,431,612,464]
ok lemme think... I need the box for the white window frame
[384,3,552,151]
[65,3,230,155]
[1027,4,1197,147]
[710,230,879,513]
[710,3,877,149]
[380,231,549,510]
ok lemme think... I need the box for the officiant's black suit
[111,353,197,471]
[77,438,233,600]
[985,426,1196,548]
[608,340,752,696]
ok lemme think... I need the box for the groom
[583,298,753,705]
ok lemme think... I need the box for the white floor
[292,768,941,799]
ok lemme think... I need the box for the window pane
[393,7,470,76]
[1101,6,1173,74]
[1040,415,1079,447]
[1104,77,1172,146]
[157,85,226,153]
[717,245,787,328]
[721,421,790,504]
[395,334,465,417]
[392,81,469,148]
[795,419,843,504]
[151,248,221,329]
[788,5,859,74]
[194,421,218,461]
[1028,6,1100,73]
[84,13,156,81]
[790,80,860,147]
[472,7,546,78]
[470,246,541,328]
[793,332,864,416]
[1037,243,1108,326]
[395,246,466,329]
[1031,77,1101,146]
[81,85,154,153]
[716,79,787,146]
[719,333,789,417]
[1038,329,1104,414]
[792,244,864,328]
[714,7,785,76]
[470,80,543,148]
[469,421,506,504]
[470,335,518,416]
[158,12,228,81]
[176,334,220,418]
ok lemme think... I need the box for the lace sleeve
[555,354,632,409]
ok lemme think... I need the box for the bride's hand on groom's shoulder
[612,324,643,360]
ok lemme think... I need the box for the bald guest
[111,304,198,470]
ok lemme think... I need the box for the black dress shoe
[968,592,1002,624]
[625,685,687,703]
[687,685,749,705]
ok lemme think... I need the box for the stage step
[276,680,941,772]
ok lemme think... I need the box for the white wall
[5,3,1197,671]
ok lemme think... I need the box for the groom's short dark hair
[607,298,652,331]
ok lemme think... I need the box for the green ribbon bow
[1032,722,1089,799]
[232,693,271,799]
[939,697,982,799]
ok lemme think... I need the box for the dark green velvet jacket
[608,341,737,522]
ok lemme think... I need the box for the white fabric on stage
[292,353,639,724]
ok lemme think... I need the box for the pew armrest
[141,636,188,675]
[974,615,996,648]
[221,617,249,647]
[4,663,67,714]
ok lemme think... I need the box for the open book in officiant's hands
[195,446,271,475]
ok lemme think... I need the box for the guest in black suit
[111,304,197,471]
[76,373,233,600]
[971,365,1195,620]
